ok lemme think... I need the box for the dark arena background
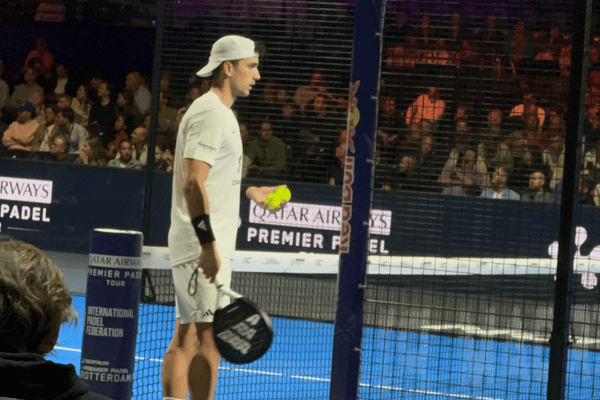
[1,0,600,399]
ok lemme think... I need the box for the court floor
[47,296,600,400]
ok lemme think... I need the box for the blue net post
[329,1,385,399]
[80,229,143,400]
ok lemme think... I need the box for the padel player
[162,36,286,400]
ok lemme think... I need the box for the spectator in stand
[480,166,520,200]
[57,93,72,110]
[176,84,206,122]
[116,88,143,129]
[131,126,149,165]
[2,102,39,157]
[505,113,543,163]
[293,70,340,113]
[88,74,103,104]
[273,101,304,180]
[105,114,130,159]
[31,104,59,154]
[29,91,46,126]
[107,139,142,169]
[0,55,9,108]
[542,132,565,190]
[0,238,110,400]
[49,135,73,163]
[125,71,151,115]
[52,63,70,99]
[405,87,445,128]
[154,144,170,171]
[442,12,468,54]
[389,154,419,191]
[411,133,445,193]
[21,39,54,75]
[503,20,535,74]
[478,109,512,173]
[158,91,177,134]
[247,120,287,179]
[584,139,600,180]
[444,118,488,181]
[535,25,566,62]
[414,14,437,51]
[55,107,88,154]
[509,91,546,128]
[422,39,451,66]
[509,145,549,193]
[7,68,44,111]
[74,137,107,167]
[328,142,346,186]
[540,109,566,151]
[89,81,116,137]
[72,84,93,128]
[0,108,8,151]
[439,148,484,196]
[521,171,554,203]
[377,95,402,164]
[384,10,411,48]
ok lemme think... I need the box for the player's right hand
[199,242,220,283]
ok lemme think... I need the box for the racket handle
[215,278,243,299]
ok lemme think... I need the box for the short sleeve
[183,108,225,167]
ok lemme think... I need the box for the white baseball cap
[196,35,259,78]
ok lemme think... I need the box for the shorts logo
[202,309,214,318]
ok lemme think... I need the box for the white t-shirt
[168,91,243,266]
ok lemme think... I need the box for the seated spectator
[0,107,8,152]
[510,146,549,192]
[31,104,59,153]
[158,91,177,134]
[21,39,54,75]
[2,102,39,156]
[0,55,8,108]
[521,171,554,203]
[7,67,44,110]
[107,139,142,169]
[0,238,110,400]
[293,70,341,112]
[384,10,411,48]
[422,39,451,65]
[116,88,143,129]
[509,91,546,128]
[503,20,535,72]
[443,118,489,181]
[56,107,88,154]
[89,81,116,136]
[411,134,445,193]
[72,84,93,128]
[105,114,130,159]
[584,138,600,179]
[49,135,74,163]
[35,0,66,21]
[534,25,565,62]
[388,154,419,191]
[247,121,287,179]
[131,126,149,165]
[478,109,512,173]
[52,63,69,97]
[505,113,543,163]
[542,132,565,190]
[439,148,484,196]
[441,12,468,53]
[74,137,107,167]
[415,15,437,50]
[405,87,445,128]
[540,109,566,151]
[480,167,520,200]
[125,71,151,115]
[328,142,346,186]
[154,144,170,171]
[29,90,46,125]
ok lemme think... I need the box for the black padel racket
[213,280,274,364]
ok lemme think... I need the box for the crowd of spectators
[2,8,600,207]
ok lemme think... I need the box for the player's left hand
[247,185,289,212]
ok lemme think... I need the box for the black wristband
[191,214,216,245]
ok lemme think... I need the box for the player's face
[231,57,260,98]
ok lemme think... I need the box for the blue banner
[80,229,143,400]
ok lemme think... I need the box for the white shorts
[172,257,232,324]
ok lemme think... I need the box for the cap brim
[196,60,221,78]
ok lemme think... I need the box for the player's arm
[183,158,220,282]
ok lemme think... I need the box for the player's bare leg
[162,319,197,399]
[188,322,221,400]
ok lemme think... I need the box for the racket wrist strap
[192,214,216,245]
